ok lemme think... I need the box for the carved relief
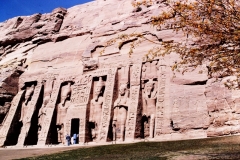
[142,79,157,138]
[142,61,158,80]
[154,65,171,137]
[37,79,61,145]
[141,60,158,138]
[113,83,129,141]
[154,71,166,136]
[112,66,130,141]
[38,78,55,132]
[89,77,105,141]
[125,64,142,141]
[71,75,92,105]
[56,81,73,144]
[17,80,42,146]
[19,84,35,124]
[0,91,23,146]
[99,68,117,141]
[66,75,93,143]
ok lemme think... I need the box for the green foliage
[104,0,240,82]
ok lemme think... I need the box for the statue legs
[91,122,98,141]
[57,124,64,144]
[120,124,125,141]
[149,114,155,138]
[142,115,154,138]
[112,120,116,141]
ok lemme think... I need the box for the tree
[104,0,240,81]
[151,0,240,78]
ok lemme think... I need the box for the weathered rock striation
[0,0,239,146]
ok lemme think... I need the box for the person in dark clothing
[66,134,71,146]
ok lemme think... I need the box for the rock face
[0,0,238,146]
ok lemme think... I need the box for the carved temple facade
[0,54,212,147]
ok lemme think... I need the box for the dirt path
[0,145,85,160]
[1,135,240,160]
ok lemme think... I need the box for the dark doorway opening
[71,118,79,144]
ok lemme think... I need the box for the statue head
[94,77,105,97]
[144,79,155,97]
[25,84,35,105]
[60,81,72,105]
[119,83,127,96]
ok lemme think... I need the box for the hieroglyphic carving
[37,79,61,145]
[154,65,170,137]
[71,75,92,106]
[98,68,117,142]
[125,64,141,141]
[0,91,24,146]
[67,75,92,143]
[17,81,42,146]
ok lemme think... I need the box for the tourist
[66,134,71,146]
[73,133,77,144]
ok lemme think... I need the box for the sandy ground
[0,144,88,160]
[1,135,240,160]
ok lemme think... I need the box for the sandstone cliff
[0,0,239,146]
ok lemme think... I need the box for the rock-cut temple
[0,0,238,146]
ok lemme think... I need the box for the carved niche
[141,60,159,138]
[37,77,62,146]
[38,77,55,132]
[112,66,130,141]
[56,81,73,144]
[17,79,42,146]
[19,82,36,124]
[89,76,105,141]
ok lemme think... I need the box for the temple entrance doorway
[71,118,79,144]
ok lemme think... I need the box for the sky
[0,0,92,22]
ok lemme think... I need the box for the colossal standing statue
[56,81,72,144]
[112,83,129,141]
[89,77,105,141]
[141,60,158,138]
[142,79,157,138]
[38,79,54,132]
[19,84,35,123]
